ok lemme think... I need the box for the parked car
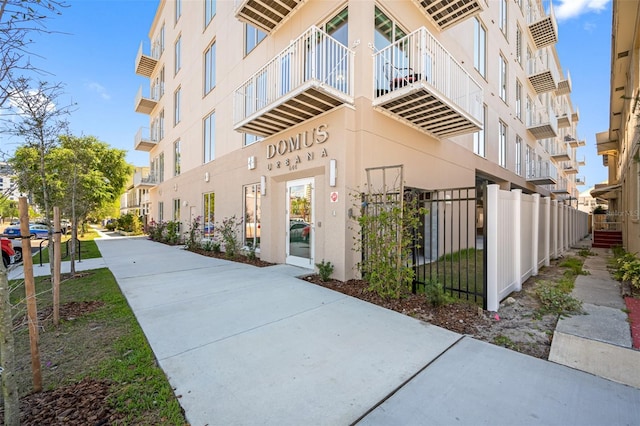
[10,238,23,263]
[1,238,15,268]
[289,221,310,242]
[3,223,49,239]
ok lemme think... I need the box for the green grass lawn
[8,268,186,424]
[35,230,102,264]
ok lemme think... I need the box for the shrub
[212,241,221,253]
[116,213,143,234]
[148,220,167,242]
[165,220,181,245]
[535,281,582,316]
[218,216,241,258]
[315,260,334,282]
[201,239,214,252]
[424,280,454,307]
[245,242,257,261]
[184,216,202,250]
[614,252,640,291]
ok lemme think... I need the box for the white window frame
[245,24,266,55]
[516,79,522,120]
[499,0,507,35]
[204,41,216,95]
[205,0,216,27]
[174,87,181,126]
[499,120,507,168]
[473,104,486,157]
[515,136,522,176]
[499,54,508,102]
[175,35,181,75]
[204,111,215,163]
[473,17,486,78]
[175,0,181,23]
[174,139,181,176]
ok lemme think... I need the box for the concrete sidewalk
[549,245,640,388]
[94,237,640,425]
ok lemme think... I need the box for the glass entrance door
[286,178,314,268]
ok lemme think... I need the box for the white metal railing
[546,137,569,157]
[555,95,572,118]
[234,26,354,123]
[575,176,586,185]
[135,85,161,107]
[135,127,157,146]
[373,27,483,123]
[527,100,558,132]
[553,177,568,191]
[133,171,158,186]
[527,0,555,26]
[527,47,560,83]
[527,159,558,181]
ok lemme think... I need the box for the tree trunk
[0,262,20,426]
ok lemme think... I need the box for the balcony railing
[551,177,569,194]
[562,160,578,174]
[135,42,159,78]
[234,26,354,137]
[134,127,158,152]
[572,108,579,123]
[413,0,484,30]
[556,70,572,95]
[577,156,586,166]
[234,0,304,34]
[527,103,557,139]
[564,133,580,148]
[135,85,160,115]
[555,98,572,128]
[527,48,559,94]
[575,176,586,186]
[546,138,570,162]
[372,27,482,138]
[527,1,558,49]
[527,159,558,185]
[133,172,158,188]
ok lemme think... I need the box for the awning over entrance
[590,183,621,199]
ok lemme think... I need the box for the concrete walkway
[549,245,640,388]
[86,237,640,425]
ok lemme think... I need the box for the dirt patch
[188,247,275,267]
[304,257,577,359]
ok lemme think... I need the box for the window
[175,35,181,74]
[174,140,181,176]
[173,199,181,222]
[203,192,215,237]
[526,145,535,178]
[175,0,181,23]
[499,54,507,102]
[516,25,522,65]
[515,136,522,176]
[174,87,181,126]
[152,66,165,99]
[204,41,216,95]
[205,0,216,27]
[498,121,507,168]
[499,0,507,35]
[516,79,522,120]
[159,152,165,182]
[245,24,266,55]
[204,111,215,163]
[159,109,165,140]
[473,18,486,78]
[152,24,165,58]
[158,201,164,222]
[473,104,486,157]
[374,6,407,50]
[526,95,532,126]
[244,184,261,248]
[244,133,263,147]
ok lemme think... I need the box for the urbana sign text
[266,124,328,171]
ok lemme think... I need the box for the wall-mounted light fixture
[248,156,256,170]
[329,159,337,187]
[204,172,210,182]
[173,183,178,191]
[260,175,266,196]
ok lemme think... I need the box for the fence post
[544,197,550,267]
[532,194,540,276]
[559,204,565,254]
[486,184,499,312]
[512,189,522,292]
[551,200,558,258]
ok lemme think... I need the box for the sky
[2,0,614,189]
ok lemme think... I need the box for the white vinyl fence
[485,184,589,311]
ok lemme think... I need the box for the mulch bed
[188,247,275,267]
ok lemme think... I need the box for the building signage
[266,124,329,171]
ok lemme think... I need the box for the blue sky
[11,0,612,188]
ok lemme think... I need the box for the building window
[244,184,261,248]
[174,140,181,176]
[159,152,165,182]
[175,35,181,74]
[159,109,164,140]
[515,136,522,176]
[516,79,522,120]
[175,0,181,23]
[374,6,408,49]
[526,145,535,178]
[499,0,507,35]
[499,54,507,102]
[158,201,164,222]
[516,25,522,65]
[173,198,181,222]
[473,18,486,78]
[205,0,216,27]
[244,133,263,147]
[245,24,266,55]
[204,111,215,163]
[204,41,216,95]
[174,87,181,126]
[473,104,486,157]
[203,192,215,237]
[498,120,507,168]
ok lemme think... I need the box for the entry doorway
[286,178,314,268]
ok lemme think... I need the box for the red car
[1,237,16,268]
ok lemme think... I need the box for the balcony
[547,139,570,162]
[562,161,578,175]
[556,71,572,95]
[527,1,558,49]
[527,104,557,139]
[135,86,159,115]
[234,26,354,137]
[576,176,586,186]
[564,134,580,148]
[551,178,569,194]
[527,49,559,94]
[372,27,482,138]
[577,156,586,166]
[135,42,158,78]
[134,127,157,152]
[133,172,157,188]
[527,160,557,185]
[413,0,484,30]
[234,0,304,34]
[572,108,579,122]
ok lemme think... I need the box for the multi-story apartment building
[593,0,640,252]
[120,166,154,218]
[0,162,22,202]
[134,0,584,280]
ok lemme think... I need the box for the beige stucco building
[593,0,640,252]
[133,0,584,280]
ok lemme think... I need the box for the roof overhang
[590,183,622,199]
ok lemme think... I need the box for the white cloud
[554,0,610,21]
[86,82,111,101]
